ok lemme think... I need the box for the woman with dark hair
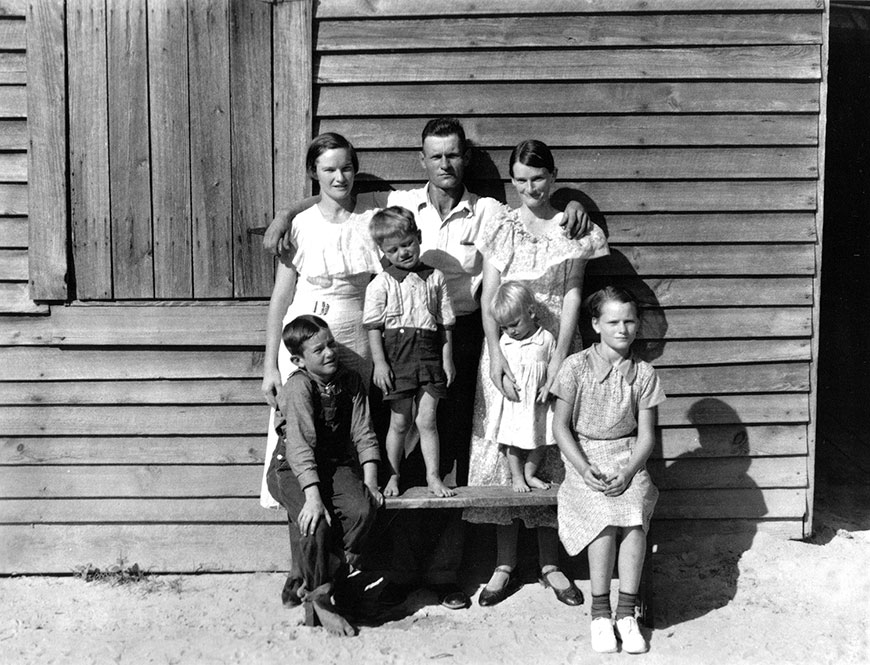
[464,139,609,608]
[259,132,382,508]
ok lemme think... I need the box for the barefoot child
[551,286,666,654]
[363,206,457,498]
[488,281,558,492]
[266,315,385,637]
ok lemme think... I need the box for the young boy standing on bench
[266,315,384,636]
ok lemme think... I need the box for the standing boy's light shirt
[385,187,505,317]
[363,263,456,332]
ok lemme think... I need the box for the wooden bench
[378,484,653,626]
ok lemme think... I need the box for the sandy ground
[3,485,869,665]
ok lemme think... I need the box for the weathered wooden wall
[1,0,827,573]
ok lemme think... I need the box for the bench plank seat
[383,485,559,510]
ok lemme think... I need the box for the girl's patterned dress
[464,208,609,527]
[550,345,666,554]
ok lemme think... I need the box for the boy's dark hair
[584,285,640,320]
[369,206,419,246]
[305,132,359,177]
[509,139,556,177]
[421,117,468,153]
[282,314,330,356]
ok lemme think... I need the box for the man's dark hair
[421,117,468,153]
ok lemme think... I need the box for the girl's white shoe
[590,617,618,653]
[615,616,649,654]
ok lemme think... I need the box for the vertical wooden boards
[107,0,153,298]
[26,0,68,301]
[273,0,312,210]
[149,0,193,298]
[189,0,232,298]
[67,0,112,299]
[229,0,272,297]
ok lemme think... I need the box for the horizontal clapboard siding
[0,0,825,572]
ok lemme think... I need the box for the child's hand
[443,357,456,387]
[581,464,609,492]
[603,470,632,497]
[297,496,331,537]
[366,483,385,508]
[261,367,283,409]
[372,361,395,395]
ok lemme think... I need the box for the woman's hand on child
[366,483,385,508]
[298,497,331,537]
[372,361,395,395]
[490,353,519,401]
[261,367,283,409]
[581,464,609,492]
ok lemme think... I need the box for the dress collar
[502,326,546,348]
[384,260,435,283]
[588,344,637,385]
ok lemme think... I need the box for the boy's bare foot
[512,477,531,493]
[427,475,456,497]
[526,476,550,490]
[383,475,400,497]
[312,598,357,637]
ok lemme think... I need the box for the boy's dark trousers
[267,459,377,593]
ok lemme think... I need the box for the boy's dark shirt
[273,367,380,490]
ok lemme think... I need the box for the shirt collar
[502,326,546,348]
[588,344,637,384]
[417,185,475,218]
[384,260,435,283]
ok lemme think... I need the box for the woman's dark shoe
[539,567,584,606]
[478,565,520,607]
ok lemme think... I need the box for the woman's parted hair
[305,132,359,177]
[508,139,556,178]
[282,314,330,356]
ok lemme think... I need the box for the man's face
[419,134,467,191]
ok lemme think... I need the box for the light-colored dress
[259,203,382,509]
[464,208,609,527]
[550,345,666,555]
[487,326,556,450]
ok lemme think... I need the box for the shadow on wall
[649,398,766,629]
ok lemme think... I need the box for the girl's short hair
[282,314,330,356]
[509,139,556,178]
[491,281,537,326]
[369,206,419,245]
[584,285,640,320]
[305,132,359,177]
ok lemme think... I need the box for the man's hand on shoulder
[559,200,592,239]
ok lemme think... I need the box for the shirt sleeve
[474,206,516,273]
[638,364,667,410]
[275,374,321,489]
[362,273,389,330]
[346,372,381,466]
[550,355,580,404]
